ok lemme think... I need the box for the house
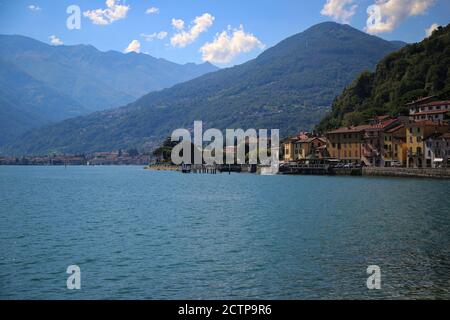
[362,117,402,167]
[325,116,410,166]
[383,124,407,167]
[325,126,368,164]
[405,120,449,168]
[425,132,450,168]
[294,137,327,160]
[408,97,450,121]
[282,132,310,162]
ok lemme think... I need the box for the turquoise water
[0,166,449,300]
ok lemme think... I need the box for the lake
[0,166,449,299]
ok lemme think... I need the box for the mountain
[317,23,450,132]
[0,34,218,112]
[3,22,406,155]
[0,35,218,145]
[0,59,88,145]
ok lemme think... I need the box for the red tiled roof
[294,137,327,144]
[326,125,371,134]
[386,124,405,133]
[406,96,436,106]
[364,118,399,131]
[407,120,449,127]
[412,110,449,116]
[417,100,450,107]
[371,115,391,121]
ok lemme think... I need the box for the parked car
[391,161,403,168]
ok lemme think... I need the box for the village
[0,150,151,166]
[2,97,449,177]
[281,96,450,170]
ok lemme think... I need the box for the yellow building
[405,120,449,168]
[283,137,297,162]
[383,124,407,166]
[325,126,367,164]
[282,133,310,162]
[294,137,327,160]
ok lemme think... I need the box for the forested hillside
[317,24,450,132]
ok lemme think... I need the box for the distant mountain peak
[3,22,408,155]
[0,34,219,148]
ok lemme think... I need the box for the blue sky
[0,0,449,66]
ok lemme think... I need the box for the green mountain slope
[3,22,406,155]
[0,59,88,145]
[0,34,218,112]
[317,24,450,132]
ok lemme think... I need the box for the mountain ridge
[3,22,406,155]
[0,34,218,145]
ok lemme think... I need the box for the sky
[0,0,449,67]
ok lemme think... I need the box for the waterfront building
[409,99,450,121]
[325,116,410,167]
[293,137,327,160]
[282,133,310,162]
[405,120,449,168]
[425,132,450,168]
[383,124,407,167]
[362,117,401,167]
[325,126,368,164]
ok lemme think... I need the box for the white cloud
[200,25,265,64]
[28,5,41,12]
[365,0,436,34]
[141,31,168,41]
[146,7,159,14]
[171,18,185,31]
[49,35,63,46]
[124,40,141,53]
[425,23,439,37]
[171,13,215,48]
[320,0,357,24]
[84,0,129,26]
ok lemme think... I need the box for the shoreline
[144,164,179,171]
[2,164,450,179]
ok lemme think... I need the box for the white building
[425,133,450,168]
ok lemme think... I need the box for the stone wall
[363,167,450,179]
